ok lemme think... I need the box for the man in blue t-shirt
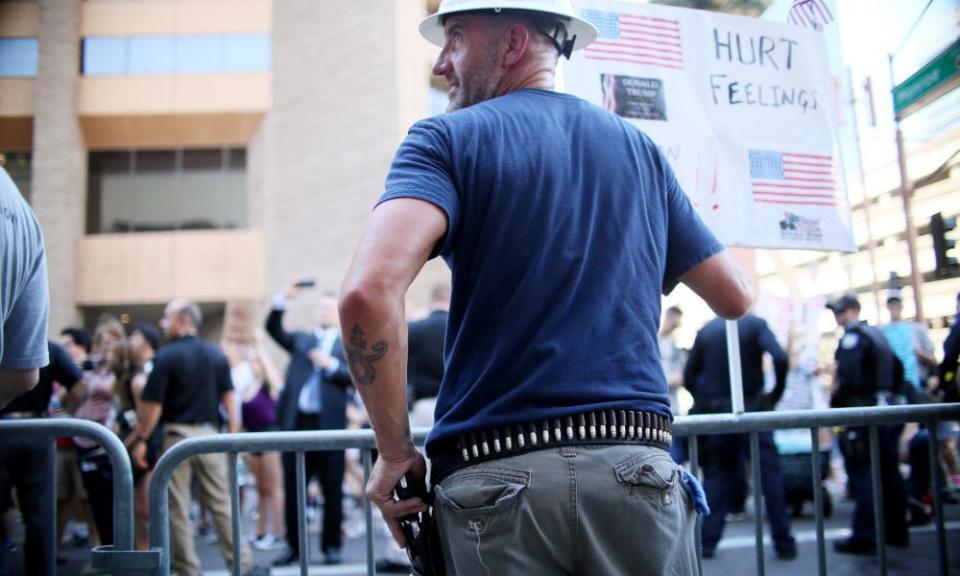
[0,165,49,410]
[339,2,751,573]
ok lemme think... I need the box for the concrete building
[0,0,449,339]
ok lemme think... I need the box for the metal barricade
[0,418,160,575]
[7,405,950,573]
[142,403,960,576]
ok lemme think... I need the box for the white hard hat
[419,0,598,58]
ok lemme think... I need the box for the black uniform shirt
[832,320,900,408]
[684,314,788,413]
[0,341,81,415]
[141,335,232,425]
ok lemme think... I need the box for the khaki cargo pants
[434,444,698,575]
[163,423,252,576]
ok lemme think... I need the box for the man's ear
[501,23,531,68]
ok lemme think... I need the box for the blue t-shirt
[380,89,723,456]
[0,166,49,371]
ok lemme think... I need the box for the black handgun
[394,472,444,576]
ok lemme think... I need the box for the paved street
[26,477,959,576]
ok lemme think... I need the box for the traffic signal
[930,212,958,275]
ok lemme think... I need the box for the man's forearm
[136,400,163,439]
[340,289,413,460]
[222,391,239,434]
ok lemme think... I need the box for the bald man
[135,299,255,576]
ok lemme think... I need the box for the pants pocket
[434,466,531,575]
[435,467,530,534]
[614,451,680,507]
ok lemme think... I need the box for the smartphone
[294,279,316,289]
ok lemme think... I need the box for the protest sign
[566,1,855,251]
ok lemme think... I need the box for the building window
[87,148,247,234]
[0,152,32,202]
[0,38,38,77]
[81,33,270,76]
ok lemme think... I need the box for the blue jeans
[434,444,698,574]
[699,431,794,553]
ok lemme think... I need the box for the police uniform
[684,315,796,559]
[831,310,909,552]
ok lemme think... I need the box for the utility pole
[848,68,883,322]
[888,54,925,322]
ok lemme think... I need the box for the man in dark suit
[407,283,449,408]
[267,284,352,566]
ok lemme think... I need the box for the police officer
[685,314,797,559]
[827,294,909,554]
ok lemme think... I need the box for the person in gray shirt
[0,164,49,409]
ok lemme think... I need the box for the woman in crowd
[73,316,130,546]
[225,340,285,550]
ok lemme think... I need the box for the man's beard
[447,45,500,112]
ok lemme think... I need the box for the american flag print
[788,0,834,29]
[749,149,837,207]
[581,9,684,70]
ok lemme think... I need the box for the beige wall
[31,0,86,333]
[81,0,271,36]
[79,74,270,116]
[75,230,266,306]
[0,2,39,37]
[0,79,34,149]
[80,112,265,149]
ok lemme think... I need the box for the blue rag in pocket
[681,469,710,516]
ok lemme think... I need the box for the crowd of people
[0,281,451,575]
[660,290,960,558]
[1,2,959,574]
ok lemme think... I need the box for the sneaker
[252,534,281,550]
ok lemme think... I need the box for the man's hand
[366,447,428,547]
[308,348,333,370]
[284,278,310,300]
[129,437,148,470]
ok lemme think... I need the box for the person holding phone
[266,281,352,566]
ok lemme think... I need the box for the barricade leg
[868,426,887,576]
[364,449,375,576]
[810,428,826,576]
[688,434,703,576]
[749,432,765,576]
[296,451,308,576]
[927,421,948,576]
[229,452,242,576]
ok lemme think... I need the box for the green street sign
[893,38,960,120]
